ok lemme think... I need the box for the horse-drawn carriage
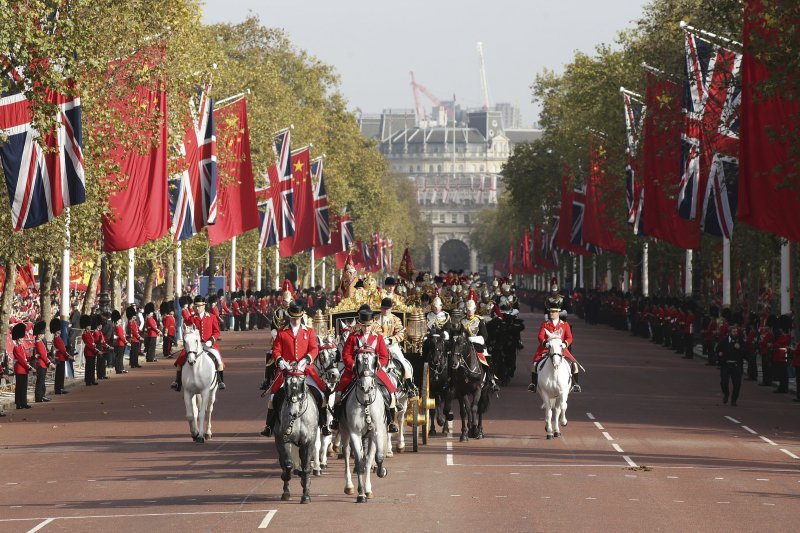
[311,290,434,452]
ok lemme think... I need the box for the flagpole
[780,240,790,315]
[684,250,693,297]
[591,256,597,290]
[230,236,237,329]
[127,248,135,305]
[722,237,731,308]
[274,248,280,290]
[60,208,71,340]
[175,242,183,342]
[623,259,629,293]
[578,255,584,289]
[310,247,316,288]
[606,260,611,290]
[642,242,649,297]
[321,258,326,290]
[571,256,577,290]
[679,20,742,48]
[256,247,262,292]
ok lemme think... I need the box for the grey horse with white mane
[180,326,218,443]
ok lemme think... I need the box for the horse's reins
[354,354,378,431]
[282,371,309,442]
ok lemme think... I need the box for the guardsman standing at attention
[111,310,129,374]
[171,295,226,392]
[126,306,142,368]
[717,322,745,406]
[51,318,70,395]
[161,301,176,359]
[12,323,32,409]
[143,302,160,362]
[772,316,791,394]
[32,321,53,402]
[80,315,99,386]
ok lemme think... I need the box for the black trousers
[130,342,140,367]
[15,372,29,407]
[774,361,788,392]
[85,357,96,385]
[746,350,758,380]
[35,366,47,400]
[115,345,126,373]
[720,363,742,402]
[97,350,107,379]
[145,337,156,362]
[707,344,718,365]
[55,361,65,392]
[760,354,772,385]
[683,333,694,358]
[233,315,241,331]
[163,336,173,358]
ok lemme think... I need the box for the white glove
[277,358,291,371]
[468,335,484,345]
[443,331,450,341]
[270,329,278,338]
[205,340,213,348]
[296,358,308,372]
[561,341,568,349]
[386,338,393,345]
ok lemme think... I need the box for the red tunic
[221,300,230,315]
[772,334,790,363]
[82,330,97,358]
[35,340,50,368]
[13,344,32,374]
[269,324,323,393]
[181,308,193,323]
[792,344,800,369]
[533,320,576,364]
[336,329,396,394]
[163,314,176,337]
[175,312,223,367]
[114,325,127,347]
[145,316,159,338]
[129,320,141,343]
[53,336,69,363]
[232,301,241,316]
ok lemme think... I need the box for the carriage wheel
[421,362,430,446]
[411,397,419,452]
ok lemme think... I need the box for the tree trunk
[110,261,122,312]
[143,259,156,305]
[165,250,175,302]
[0,259,18,353]
[39,259,54,341]
[82,265,101,315]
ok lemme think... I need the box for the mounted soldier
[171,295,225,392]
[426,297,452,341]
[460,298,500,392]
[529,298,582,394]
[373,297,418,397]
[260,290,295,392]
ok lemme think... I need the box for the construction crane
[477,42,491,111]
[410,70,449,125]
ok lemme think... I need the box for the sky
[202,0,652,128]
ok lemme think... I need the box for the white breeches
[388,342,413,380]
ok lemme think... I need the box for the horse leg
[204,390,216,440]
[469,390,481,438]
[291,446,301,476]
[543,400,554,439]
[350,433,367,503]
[386,423,394,458]
[458,396,469,442]
[375,423,388,479]
[560,392,569,427]
[552,402,561,438]
[184,391,199,441]
[277,441,292,501]
[363,436,374,499]
[397,402,406,452]
[194,392,208,444]
[342,432,354,496]
[312,428,323,476]
[299,442,312,504]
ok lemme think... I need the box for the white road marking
[715,477,725,480]
[1,510,280,526]
[763,503,775,506]
[756,478,769,481]
[26,518,55,533]
[594,422,605,430]
[612,443,624,453]
[551,473,562,476]
[446,454,454,466]
[759,436,777,446]
[667,476,678,479]
[741,426,758,435]
[446,442,453,451]
[510,473,520,475]
[7,483,18,485]
[587,474,597,477]
[622,456,638,468]
[602,432,613,441]
[450,494,461,497]
[406,494,416,497]
[586,412,595,420]
[166,476,177,479]
[87,480,96,482]
[717,502,730,504]
[724,416,740,424]
[496,495,507,498]
[585,497,596,500]
[628,498,639,501]
[46,481,57,484]
[673,500,685,503]
[258,510,277,529]
[780,449,799,459]
[143,501,157,503]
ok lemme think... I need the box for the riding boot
[571,372,582,393]
[261,408,274,437]
[170,369,182,391]
[388,407,399,433]
[528,371,537,392]
[330,395,342,430]
[217,370,226,390]
[319,402,331,436]
[404,378,419,398]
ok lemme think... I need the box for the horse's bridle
[425,335,447,377]
[281,372,309,440]
[451,337,479,375]
[355,353,377,407]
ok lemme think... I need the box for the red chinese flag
[738,1,800,241]
[642,73,701,249]
[279,147,314,257]
[583,137,627,255]
[207,98,259,246]
[102,47,170,252]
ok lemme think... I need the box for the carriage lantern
[405,308,426,352]
[312,309,328,337]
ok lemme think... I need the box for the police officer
[717,322,745,406]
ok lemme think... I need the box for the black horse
[487,314,524,385]
[423,332,452,436]
[450,333,487,441]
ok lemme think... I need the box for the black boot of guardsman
[171,370,182,391]
[528,372,537,392]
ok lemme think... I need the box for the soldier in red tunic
[261,302,327,437]
[126,306,142,368]
[143,302,160,362]
[528,299,581,394]
[331,306,400,434]
[111,310,129,374]
[50,318,70,394]
[11,323,32,409]
[32,321,53,402]
[161,301,176,359]
[80,315,99,386]
[171,295,226,391]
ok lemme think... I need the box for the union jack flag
[170,85,217,242]
[678,31,741,238]
[273,128,294,238]
[341,216,354,251]
[548,217,560,268]
[570,186,600,254]
[311,157,330,246]
[622,91,646,233]
[255,185,278,248]
[0,67,85,231]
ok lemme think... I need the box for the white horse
[340,351,389,503]
[181,326,218,443]
[385,358,409,455]
[537,329,571,440]
[311,337,342,474]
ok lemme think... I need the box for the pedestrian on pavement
[126,305,142,368]
[112,310,129,374]
[32,321,53,402]
[50,318,70,395]
[717,323,745,406]
[12,323,32,409]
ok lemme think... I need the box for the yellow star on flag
[293,160,304,173]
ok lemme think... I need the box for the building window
[437,164,442,173]
[439,213,445,223]
[416,165,422,172]
[464,214,470,224]
[451,214,458,224]
[429,165,434,173]
[458,164,463,171]
[409,165,414,172]
[480,165,484,172]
